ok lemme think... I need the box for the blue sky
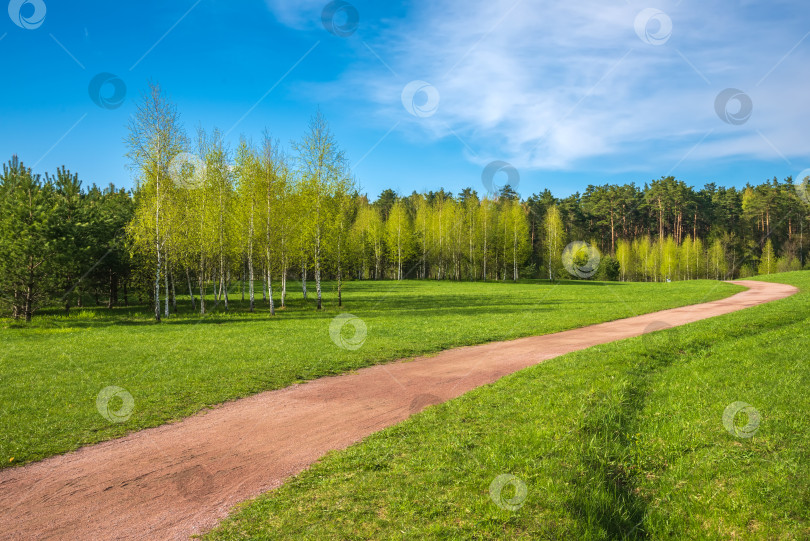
[1,0,809,199]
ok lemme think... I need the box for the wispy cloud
[275,0,810,174]
[264,0,325,30]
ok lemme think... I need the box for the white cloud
[278,0,810,173]
[263,0,324,29]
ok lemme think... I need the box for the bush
[777,257,802,273]
[738,264,756,278]
[598,256,621,281]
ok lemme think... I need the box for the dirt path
[0,280,797,540]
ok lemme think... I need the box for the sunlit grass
[0,278,739,469]
[202,272,809,540]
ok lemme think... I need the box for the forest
[1,84,808,321]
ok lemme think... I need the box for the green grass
[201,272,810,541]
[0,279,739,469]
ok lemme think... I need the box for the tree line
[0,157,133,321]
[1,84,808,321]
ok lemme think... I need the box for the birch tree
[709,238,727,279]
[235,139,261,312]
[204,131,235,310]
[351,202,373,279]
[543,205,565,281]
[385,199,414,280]
[126,83,187,321]
[259,134,291,311]
[758,239,777,275]
[615,238,633,281]
[366,205,385,279]
[293,111,351,309]
[503,201,530,281]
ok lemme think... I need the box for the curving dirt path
[0,280,797,540]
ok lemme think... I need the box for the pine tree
[0,157,57,321]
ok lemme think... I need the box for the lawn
[201,272,809,541]
[0,279,739,469]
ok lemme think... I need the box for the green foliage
[544,205,565,281]
[4,104,810,320]
[739,263,756,278]
[0,157,57,321]
[0,157,133,320]
[599,255,621,281]
[758,239,778,275]
[776,256,801,273]
[384,199,414,280]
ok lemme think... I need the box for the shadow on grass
[567,333,686,539]
[20,302,562,330]
[17,282,580,330]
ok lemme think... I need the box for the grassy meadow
[202,272,809,540]
[0,279,740,469]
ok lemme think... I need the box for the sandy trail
[0,280,797,540]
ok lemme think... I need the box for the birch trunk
[199,257,206,315]
[170,266,177,312]
[224,269,229,311]
[155,181,161,322]
[186,268,196,311]
[248,228,255,312]
[302,262,307,299]
[164,255,169,317]
[337,234,343,307]
[281,258,287,308]
[315,225,322,310]
[267,268,275,315]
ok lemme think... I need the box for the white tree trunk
[199,258,206,315]
[155,175,161,322]
[164,255,170,317]
[315,227,322,310]
[267,268,275,315]
[281,258,287,308]
[224,269,229,310]
[302,261,307,299]
[186,268,196,311]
